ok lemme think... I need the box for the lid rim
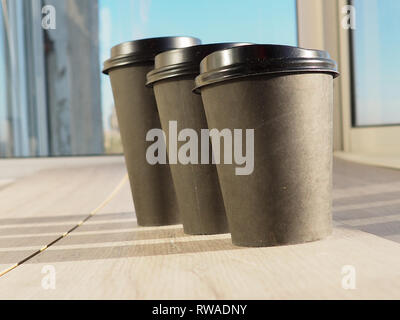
[103,55,154,74]
[146,43,252,85]
[146,62,199,86]
[194,45,339,93]
[193,68,340,94]
[102,36,201,75]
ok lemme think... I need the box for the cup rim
[193,44,340,93]
[102,36,201,75]
[145,43,252,87]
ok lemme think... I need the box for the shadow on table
[0,233,238,265]
[333,194,400,244]
[0,211,134,225]
[0,227,187,248]
[333,157,400,189]
[0,211,241,264]
[2,160,400,265]
[3,237,240,264]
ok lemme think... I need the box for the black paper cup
[146,43,249,235]
[194,44,339,246]
[103,36,201,226]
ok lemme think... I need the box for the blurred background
[0,0,399,159]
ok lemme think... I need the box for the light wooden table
[0,156,399,299]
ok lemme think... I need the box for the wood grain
[0,156,128,266]
[0,156,399,299]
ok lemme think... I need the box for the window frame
[297,0,400,155]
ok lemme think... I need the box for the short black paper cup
[146,43,249,234]
[195,44,339,246]
[103,36,201,226]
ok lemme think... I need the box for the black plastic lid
[102,36,201,74]
[146,42,251,86]
[194,44,339,92]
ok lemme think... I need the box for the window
[99,0,297,153]
[0,0,297,158]
[0,0,103,157]
[351,0,400,126]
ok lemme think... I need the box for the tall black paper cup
[146,43,249,235]
[103,37,201,226]
[195,45,339,246]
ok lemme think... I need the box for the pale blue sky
[353,0,400,125]
[2,0,397,135]
[98,0,298,129]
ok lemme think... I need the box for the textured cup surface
[153,78,228,235]
[109,64,179,226]
[200,73,333,246]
